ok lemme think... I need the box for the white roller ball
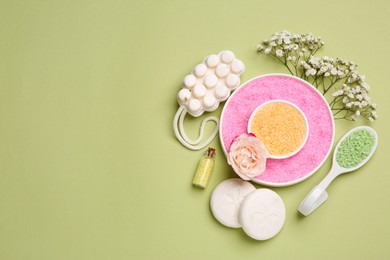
[231,60,245,74]
[188,99,201,113]
[183,74,197,88]
[239,189,286,240]
[206,55,220,68]
[226,74,240,89]
[210,178,256,228]
[204,74,218,88]
[221,50,235,63]
[203,94,217,109]
[215,84,229,100]
[194,64,207,77]
[192,84,206,98]
[215,64,230,78]
[177,88,191,103]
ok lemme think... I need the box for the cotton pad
[239,189,285,240]
[210,178,256,228]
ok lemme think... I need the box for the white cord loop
[173,106,219,150]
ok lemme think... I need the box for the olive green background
[0,0,389,259]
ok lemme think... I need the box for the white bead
[183,74,196,88]
[188,99,201,113]
[221,50,235,63]
[177,88,191,103]
[231,60,245,74]
[203,94,217,109]
[206,55,220,68]
[226,74,240,89]
[239,189,286,240]
[215,84,229,100]
[210,179,256,228]
[204,74,218,88]
[215,64,230,78]
[192,84,206,98]
[194,64,207,77]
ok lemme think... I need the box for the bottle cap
[207,147,216,158]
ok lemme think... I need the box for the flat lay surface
[0,0,389,259]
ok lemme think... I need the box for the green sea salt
[336,129,376,168]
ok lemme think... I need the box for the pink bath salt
[220,75,334,186]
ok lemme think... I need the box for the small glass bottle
[192,147,216,188]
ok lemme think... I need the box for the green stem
[284,63,294,75]
[267,53,294,75]
[323,80,338,95]
[333,109,344,117]
[330,96,342,107]
[268,53,284,64]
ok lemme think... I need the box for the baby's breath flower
[362,82,370,90]
[332,90,344,97]
[256,30,378,122]
[356,110,361,116]
[276,49,284,57]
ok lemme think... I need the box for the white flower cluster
[300,56,352,78]
[256,30,378,122]
[257,30,324,62]
[331,75,377,121]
